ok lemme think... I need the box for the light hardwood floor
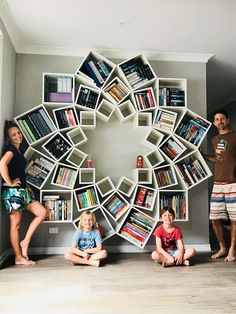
[0,253,236,314]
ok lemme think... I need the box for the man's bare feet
[20,240,29,259]
[211,249,226,259]
[224,255,236,262]
[15,257,36,265]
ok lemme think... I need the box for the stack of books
[26,157,54,187]
[154,110,176,132]
[104,81,129,104]
[76,87,99,109]
[56,109,77,128]
[104,194,129,220]
[45,75,73,103]
[43,195,72,221]
[134,88,156,110]
[45,135,71,160]
[76,187,99,209]
[176,158,207,187]
[154,167,176,188]
[17,108,55,143]
[160,137,184,160]
[134,187,155,209]
[120,209,155,246]
[159,88,185,106]
[55,166,77,189]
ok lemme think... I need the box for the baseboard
[0,244,211,264]
[0,248,12,267]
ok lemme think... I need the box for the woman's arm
[0,151,21,187]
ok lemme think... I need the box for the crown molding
[17,44,214,63]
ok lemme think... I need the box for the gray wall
[0,18,16,258]
[14,54,209,251]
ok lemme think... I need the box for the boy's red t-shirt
[153,224,182,251]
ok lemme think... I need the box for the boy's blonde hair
[78,210,98,231]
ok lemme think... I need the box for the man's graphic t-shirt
[72,229,102,251]
[153,224,182,251]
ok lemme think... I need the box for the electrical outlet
[49,227,59,234]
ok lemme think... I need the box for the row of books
[76,188,99,209]
[44,75,73,103]
[104,194,129,220]
[134,89,155,110]
[104,81,129,103]
[56,109,77,129]
[160,138,184,160]
[120,210,155,246]
[134,187,155,209]
[45,135,71,160]
[154,110,176,132]
[176,116,208,146]
[176,158,207,187]
[80,59,112,88]
[76,87,99,109]
[26,157,54,188]
[159,88,185,107]
[154,167,176,188]
[43,195,72,221]
[160,193,186,220]
[120,59,154,89]
[55,166,77,189]
[17,108,55,143]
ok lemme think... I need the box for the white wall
[14,53,210,252]
[0,17,16,260]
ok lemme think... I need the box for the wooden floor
[0,253,236,314]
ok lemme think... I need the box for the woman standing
[0,121,48,265]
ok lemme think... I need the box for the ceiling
[0,0,235,111]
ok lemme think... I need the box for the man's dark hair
[213,109,229,120]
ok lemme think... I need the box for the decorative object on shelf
[15,50,212,249]
[86,155,93,168]
[136,155,144,168]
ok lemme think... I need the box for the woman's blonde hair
[78,210,98,231]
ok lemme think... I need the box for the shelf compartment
[145,149,165,168]
[159,134,186,162]
[24,147,55,189]
[133,168,152,184]
[102,192,130,221]
[96,99,116,122]
[79,168,96,184]
[75,84,100,110]
[80,111,96,129]
[134,112,152,129]
[43,132,72,161]
[142,128,164,149]
[117,207,157,249]
[52,163,78,189]
[103,77,130,105]
[133,87,157,111]
[153,108,177,133]
[41,190,73,222]
[43,73,74,104]
[116,176,136,197]
[66,126,87,147]
[158,78,187,107]
[74,185,100,211]
[153,165,178,190]
[115,99,136,122]
[96,176,115,198]
[132,184,157,211]
[53,106,78,130]
[66,147,87,168]
[158,190,188,221]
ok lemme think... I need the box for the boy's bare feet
[20,240,29,259]
[211,249,226,259]
[183,260,190,266]
[15,257,36,265]
[89,260,100,267]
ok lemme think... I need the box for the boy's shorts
[210,182,236,221]
[1,187,36,214]
[166,249,179,257]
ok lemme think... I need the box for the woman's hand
[10,178,21,187]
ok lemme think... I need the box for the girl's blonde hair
[78,210,98,231]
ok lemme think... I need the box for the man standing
[203,109,236,262]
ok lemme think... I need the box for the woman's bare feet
[20,240,29,259]
[211,249,226,259]
[15,257,36,265]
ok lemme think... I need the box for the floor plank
[0,253,236,314]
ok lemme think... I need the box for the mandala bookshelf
[14,50,212,249]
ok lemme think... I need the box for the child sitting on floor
[151,206,196,267]
[64,210,108,267]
